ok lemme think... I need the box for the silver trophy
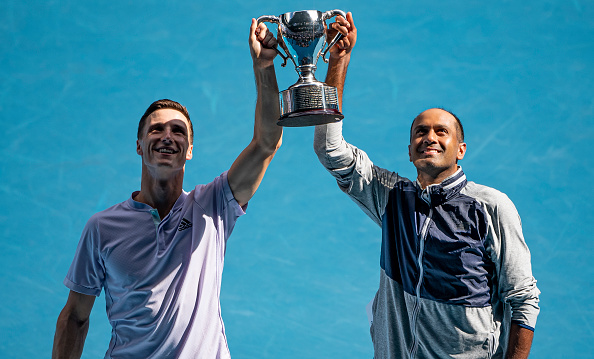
[257,10,346,127]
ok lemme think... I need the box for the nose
[423,129,437,143]
[161,127,173,144]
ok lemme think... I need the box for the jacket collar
[416,167,467,206]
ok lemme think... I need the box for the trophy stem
[296,64,317,84]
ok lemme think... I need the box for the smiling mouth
[420,148,441,154]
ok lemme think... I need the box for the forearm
[253,63,282,153]
[505,323,534,359]
[316,12,356,176]
[325,54,351,111]
[52,312,89,359]
[315,51,352,168]
[313,121,353,173]
[228,63,282,206]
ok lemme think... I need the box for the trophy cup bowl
[257,10,346,127]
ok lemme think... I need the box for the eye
[148,124,163,133]
[172,126,187,135]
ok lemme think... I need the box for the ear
[457,142,467,161]
[136,140,143,156]
[186,144,193,160]
[408,144,413,162]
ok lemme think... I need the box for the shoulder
[86,201,119,220]
[83,200,133,232]
[189,172,236,208]
[190,172,227,195]
[462,181,518,215]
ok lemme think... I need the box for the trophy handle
[256,15,290,67]
[320,9,347,63]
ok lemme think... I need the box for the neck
[134,166,185,219]
[416,166,459,189]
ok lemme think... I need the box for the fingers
[327,12,357,58]
[249,18,258,40]
[250,19,266,42]
[250,19,278,65]
[258,24,277,49]
[346,12,356,31]
[262,32,277,49]
[255,22,267,39]
[253,22,277,49]
[336,37,351,51]
[330,15,351,36]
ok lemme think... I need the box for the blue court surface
[1,1,593,358]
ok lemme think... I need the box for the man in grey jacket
[315,13,540,358]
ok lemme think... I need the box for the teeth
[157,148,175,154]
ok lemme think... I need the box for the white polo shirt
[64,172,245,358]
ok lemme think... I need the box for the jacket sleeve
[485,190,540,330]
[313,122,398,226]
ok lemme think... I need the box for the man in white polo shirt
[52,19,281,359]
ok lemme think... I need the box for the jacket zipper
[409,207,433,359]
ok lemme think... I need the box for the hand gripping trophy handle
[321,9,347,63]
[256,15,290,67]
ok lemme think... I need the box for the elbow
[255,134,282,158]
[313,137,324,158]
[268,134,282,156]
[57,307,90,330]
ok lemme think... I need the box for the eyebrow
[147,123,163,131]
[147,122,187,131]
[414,123,451,131]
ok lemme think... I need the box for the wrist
[253,58,275,70]
[328,53,350,71]
[253,63,278,90]
[329,52,351,66]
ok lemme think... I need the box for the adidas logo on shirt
[178,218,193,231]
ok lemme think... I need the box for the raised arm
[313,12,359,176]
[52,290,96,359]
[313,14,395,225]
[228,19,283,207]
[325,12,357,110]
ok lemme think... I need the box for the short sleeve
[220,171,247,219]
[64,216,105,297]
[192,171,246,242]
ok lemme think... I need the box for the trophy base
[279,82,343,127]
[277,109,344,127]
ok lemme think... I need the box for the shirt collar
[126,190,188,213]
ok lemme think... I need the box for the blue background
[1,0,593,358]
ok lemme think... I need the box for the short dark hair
[410,108,464,142]
[138,99,194,144]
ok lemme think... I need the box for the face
[136,109,193,174]
[408,108,466,178]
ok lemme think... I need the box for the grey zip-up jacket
[314,122,540,359]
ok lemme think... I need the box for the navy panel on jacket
[380,172,494,307]
[380,178,418,294]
